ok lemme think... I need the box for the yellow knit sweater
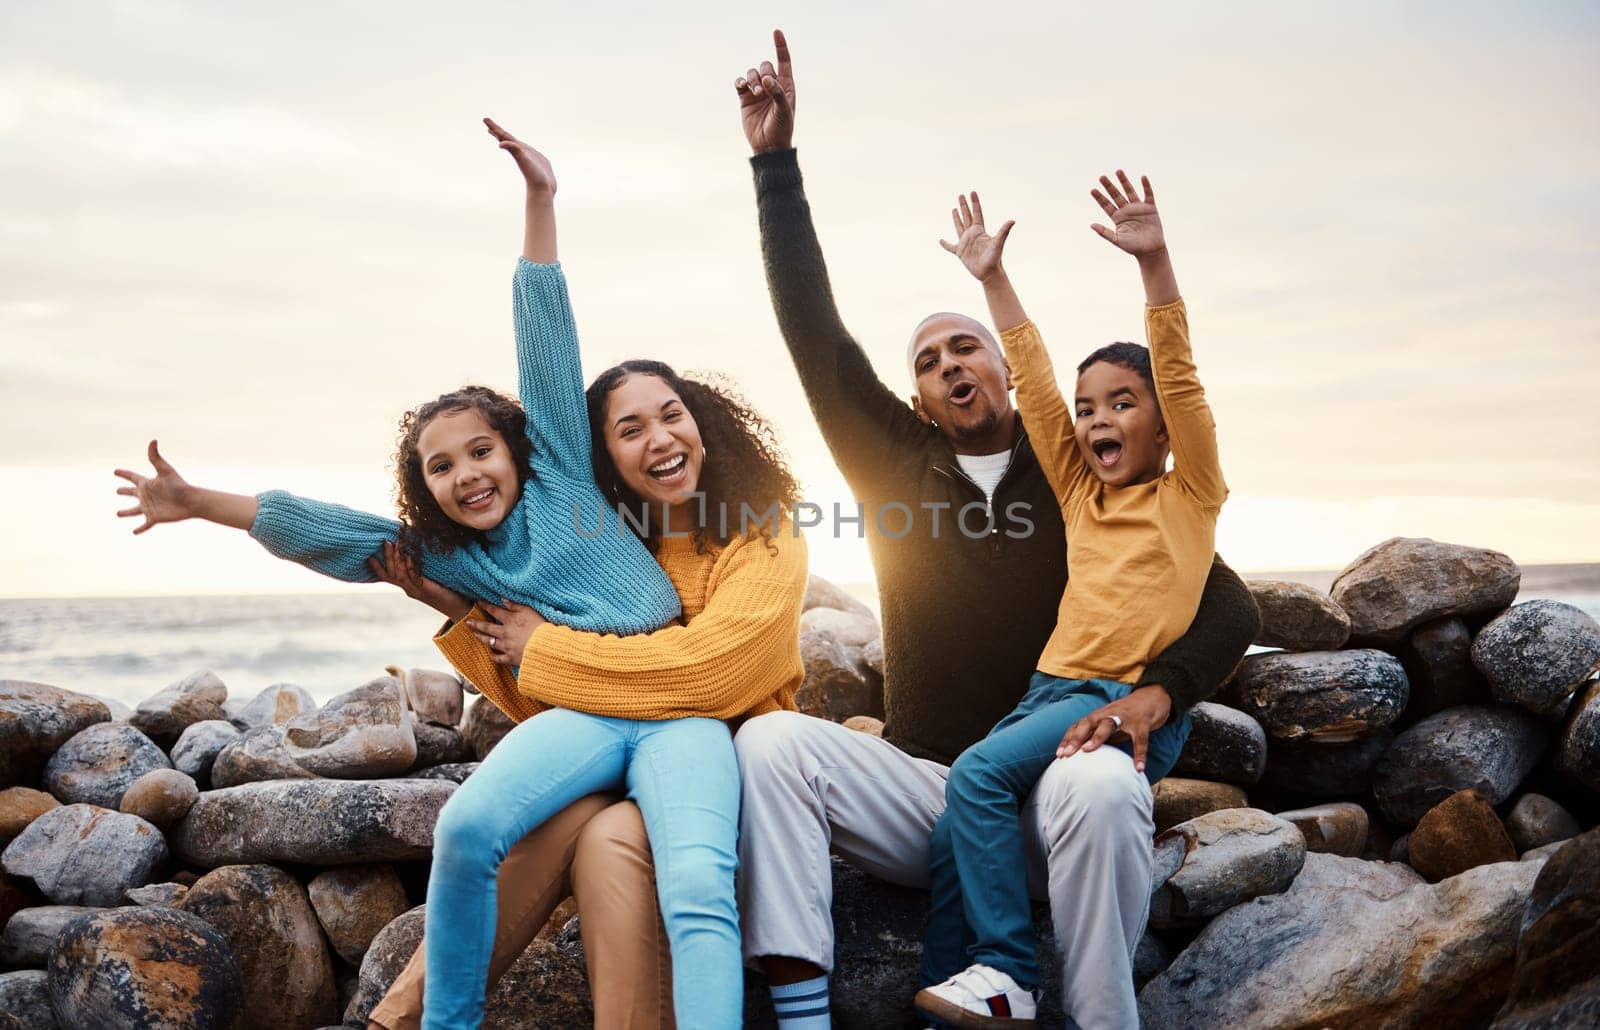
[436,524,807,724]
[1004,299,1226,684]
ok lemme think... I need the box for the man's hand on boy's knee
[1055,685,1173,774]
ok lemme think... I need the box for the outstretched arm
[115,440,257,533]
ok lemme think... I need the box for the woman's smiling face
[601,373,704,512]
[417,407,521,531]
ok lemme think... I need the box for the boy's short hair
[1077,342,1156,401]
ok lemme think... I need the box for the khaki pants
[369,792,675,1030]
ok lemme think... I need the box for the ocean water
[2,564,1597,711]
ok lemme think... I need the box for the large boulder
[118,768,199,830]
[1151,778,1248,835]
[0,906,103,968]
[1224,649,1408,742]
[283,676,417,778]
[461,696,515,760]
[795,631,875,722]
[1260,731,1392,799]
[42,722,171,808]
[1139,854,1545,1028]
[208,725,318,788]
[1408,789,1518,882]
[0,786,59,849]
[129,670,229,748]
[1248,580,1351,651]
[1472,601,1600,718]
[224,683,316,731]
[181,864,337,1030]
[171,779,456,867]
[1274,802,1368,857]
[0,681,110,790]
[410,722,474,771]
[1494,828,1600,1028]
[1398,616,1493,723]
[1505,794,1581,854]
[1554,680,1600,792]
[47,906,243,1029]
[0,970,57,1029]
[2,804,166,906]
[1170,702,1267,785]
[170,720,240,787]
[306,864,411,964]
[799,606,880,649]
[1374,705,1550,825]
[1148,809,1306,927]
[803,574,875,620]
[392,666,464,729]
[1286,850,1424,898]
[1330,537,1520,644]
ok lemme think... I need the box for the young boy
[915,174,1227,1029]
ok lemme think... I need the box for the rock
[283,676,416,778]
[1374,705,1550,825]
[391,666,464,728]
[0,906,102,968]
[1133,930,1172,989]
[1472,601,1600,717]
[1506,794,1581,854]
[1148,808,1306,927]
[1408,789,1518,882]
[460,695,514,760]
[118,768,199,830]
[208,725,317,788]
[307,864,410,964]
[1151,778,1249,834]
[0,787,59,848]
[1287,850,1424,898]
[406,762,478,784]
[1261,731,1393,799]
[1494,828,1600,1028]
[1225,649,1408,742]
[0,681,110,790]
[129,670,229,748]
[1138,855,1543,1028]
[47,906,243,1030]
[41,722,171,808]
[224,682,316,731]
[1330,537,1521,645]
[88,694,134,722]
[170,719,240,786]
[1553,679,1600,793]
[799,606,880,649]
[1171,702,1268,785]
[795,632,875,721]
[0,969,57,1028]
[1391,832,1411,863]
[842,715,883,737]
[342,905,424,1026]
[125,882,189,908]
[182,864,336,1030]
[410,721,474,770]
[171,779,456,867]
[803,574,875,620]
[2,805,166,906]
[1275,802,1369,857]
[1399,616,1493,722]
[860,637,884,678]
[1248,579,1351,651]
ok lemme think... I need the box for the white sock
[771,974,830,1030]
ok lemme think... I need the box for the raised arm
[483,119,591,476]
[1091,171,1225,507]
[737,31,927,489]
[115,440,258,534]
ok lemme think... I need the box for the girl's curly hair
[585,361,801,553]
[393,385,532,558]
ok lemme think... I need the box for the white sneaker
[913,963,1039,1028]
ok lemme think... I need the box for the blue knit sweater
[249,260,683,636]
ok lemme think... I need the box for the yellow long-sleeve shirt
[1004,299,1226,684]
[437,524,807,724]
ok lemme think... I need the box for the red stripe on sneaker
[990,996,1012,1018]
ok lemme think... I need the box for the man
[730,32,1260,1030]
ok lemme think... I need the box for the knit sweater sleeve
[434,604,548,723]
[753,149,929,489]
[515,530,808,721]
[248,490,394,585]
[513,260,592,477]
[1148,299,1226,508]
[999,321,1091,503]
[1136,555,1261,713]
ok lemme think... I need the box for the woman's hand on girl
[113,440,197,534]
[735,29,796,154]
[939,191,1014,285]
[367,540,472,622]
[484,118,556,195]
[469,599,548,667]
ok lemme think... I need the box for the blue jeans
[921,673,1192,990]
[422,709,741,1030]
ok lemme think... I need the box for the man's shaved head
[906,312,1001,374]
[906,311,1016,455]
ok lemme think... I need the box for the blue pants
[422,709,741,1030]
[921,673,1192,990]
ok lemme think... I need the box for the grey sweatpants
[735,710,1154,1030]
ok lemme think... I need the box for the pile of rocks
[2,545,1598,1028]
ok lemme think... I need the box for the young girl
[116,121,804,1030]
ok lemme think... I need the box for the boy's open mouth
[648,454,687,481]
[948,381,977,405]
[1092,439,1122,467]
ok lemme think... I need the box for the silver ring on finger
[1108,714,1123,731]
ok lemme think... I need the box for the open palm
[1090,170,1165,256]
[940,192,1014,283]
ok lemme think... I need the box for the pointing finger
[774,29,792,77]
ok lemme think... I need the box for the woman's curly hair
[393,385,532,558]
[585,361,801,554]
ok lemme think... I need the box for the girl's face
[416,407,520,532]
[601,374,704,513]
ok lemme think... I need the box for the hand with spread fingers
[467,599,549,667]
[1055,684,1173,775]
[113,441,197,534]
[367,539,471,621]
[1089,170,1164,257]
[735,29,796,154]
[939,191,1015,285]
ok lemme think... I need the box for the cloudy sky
[2,0,1596,598]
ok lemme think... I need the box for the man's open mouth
[648,454,687,480]
[1092,440,1122,467]
[948,381,978,405]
